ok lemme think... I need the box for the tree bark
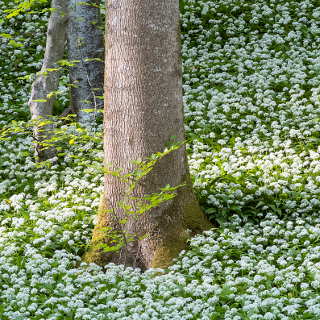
[28,0,68,160]
[67,0,104,126]
[84,0,211,269]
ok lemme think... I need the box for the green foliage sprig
[4,0,49,19]
[96,142,186,258]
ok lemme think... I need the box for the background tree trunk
[84,0,211,269]
[67,0,104,126]
[28,0,68,160]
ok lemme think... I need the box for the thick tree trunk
[67,0,104,126]
[84,0,211,269]
[28,0,68,160]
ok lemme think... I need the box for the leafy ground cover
[1,0,320,319]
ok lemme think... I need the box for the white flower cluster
[182,0,320,222]
[0,0,320,319]
[1,209,320,319]
[0,1,49,125]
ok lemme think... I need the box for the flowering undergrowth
[1,0,320,319]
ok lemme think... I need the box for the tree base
[83,189,212,270]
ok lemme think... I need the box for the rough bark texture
[28,0,68,160]
[84,0,211,269]
[67,0,104,126]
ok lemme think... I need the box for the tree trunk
[67,0,104,126]
[28,0,68,160]
[84,0,211,270]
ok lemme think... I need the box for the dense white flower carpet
[0,0,320,319]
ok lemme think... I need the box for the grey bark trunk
[84,0,211,269]
[67,0,104,126]
[28,0,68,160]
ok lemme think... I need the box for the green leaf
[0,33,12,39]
[78,1,99,8]
[57,59,80,67]
[17,74,32,81]
[8,39,23,48]
[38,120,51,127]
[47,90,61,99]
[84,57,103,62]
[32,99,47,103]
[46,68,60,72]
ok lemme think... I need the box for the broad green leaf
[8,39,23,48]
[0,33,12,39]
[32,99,47,102]
[57,59,80,66]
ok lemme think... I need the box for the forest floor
[1,0,320,319]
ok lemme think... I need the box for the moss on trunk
[83,189,212,269]
[83,197,111,266]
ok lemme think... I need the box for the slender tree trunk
[84,0,211,269]
[28,0,68,160]
[67,0,104,126]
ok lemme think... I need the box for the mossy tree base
[83,186,212,270]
